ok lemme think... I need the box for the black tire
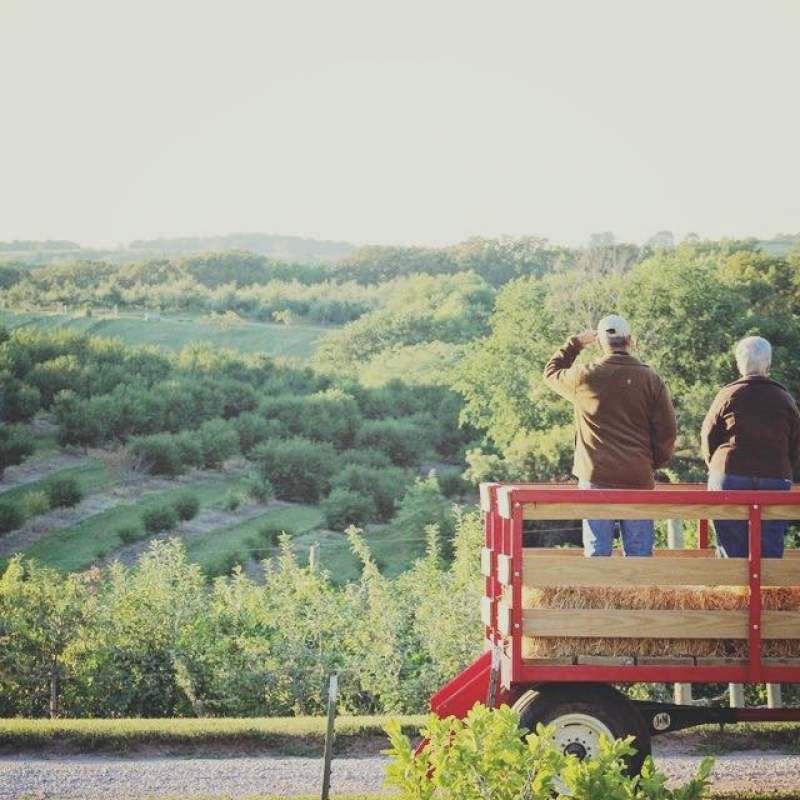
[515,683,651,776]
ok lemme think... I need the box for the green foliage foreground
[0,511,484,718]
[387,704,714,800]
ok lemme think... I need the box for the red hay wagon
[428,482,800,773]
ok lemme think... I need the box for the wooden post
[767,683,783,709]
[309,543,319,572]
[673,683,692,705]
[666,519,684,549]
[729,683,745,708]
[320,674,338,800]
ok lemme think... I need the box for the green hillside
[0,310,332,359]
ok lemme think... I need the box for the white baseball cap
[597,314,631,341]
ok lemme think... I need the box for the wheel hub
[549,713,615,760]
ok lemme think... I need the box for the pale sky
[1,0,798,249]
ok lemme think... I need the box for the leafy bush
[243,472,274,504]
[330,464,408,521]
[128,434,184,477]
[338,448,393,469]
[223,490,242,511]
[197,419,240,469]
[234,412,272,454]
[0,502,24,535]
[173,432,203,470]
[21,490,50,519]
[257,521,291,547]
[253,437,338,503]
[43,474,83,508]
[171,491,200,522]
[385,704,714,800]
[355,418,426,466]
[321,488,377,530]
[117,523,146,545]
[436,468,471,498]
[141,504,179,534]
[0,424,35,477]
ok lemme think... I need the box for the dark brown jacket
[543,337,677,488]
[701,375,800,479]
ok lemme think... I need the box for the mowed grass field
[0,310,334,359]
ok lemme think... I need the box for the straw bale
[522,585,800,661]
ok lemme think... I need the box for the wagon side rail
[479,482,800,689]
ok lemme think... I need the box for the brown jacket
[543,337,677,488]
[701,375,800,479]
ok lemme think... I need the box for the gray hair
[605,334,630,349]
[735,336,772,377]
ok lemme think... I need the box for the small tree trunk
[49,662,61,719]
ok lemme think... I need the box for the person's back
[543,314,676,556]
[568,353,673,489]
[703,376,799,480]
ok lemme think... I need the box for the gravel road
[2,749,800,798]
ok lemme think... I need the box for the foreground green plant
[386,704,714,800]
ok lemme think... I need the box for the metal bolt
[753,573,759,580]
[753,504,760,510]
[514,623,521,629]
[514,571,520,577]
[753,624,759,630]
[514,502,521,509]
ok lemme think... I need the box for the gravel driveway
[2,748,800,798]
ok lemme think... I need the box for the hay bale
[522,585,800,661]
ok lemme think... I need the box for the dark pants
[708,472,792,558]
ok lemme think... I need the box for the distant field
[0,310,334,359]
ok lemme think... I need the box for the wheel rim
[548,713,614,760]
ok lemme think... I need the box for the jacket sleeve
[700,392,726,466]
[542,337,584,401]
[787,396,800,468]
[650,381,677,468]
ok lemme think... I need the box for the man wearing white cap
[543,314,677,556]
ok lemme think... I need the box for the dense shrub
[197,419,240,469]
[337,447,393,469]
[253,437,338,503]
[21,490,50,519]
[172,491,200,522]
[0,423,35,477]
[243,472,274,504]
[386,705,714,799]
[128,434,184,477]
[0,502,24,534]
[223,490,242,511]
[321,488,377,530]
[141,504,179,534]
[44,474,83,508]
[436,468,471,498]
[173,431,203,469]
[330,464,408,521]
[234,412,272,454]
[355,418,427,466]
[117,523,146,545]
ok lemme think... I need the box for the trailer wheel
[515,684,651,776]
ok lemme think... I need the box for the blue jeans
[708,473,792,558]
[579,480,654,557]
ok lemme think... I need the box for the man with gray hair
[543,314,677,556]
[702,335,800,558]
